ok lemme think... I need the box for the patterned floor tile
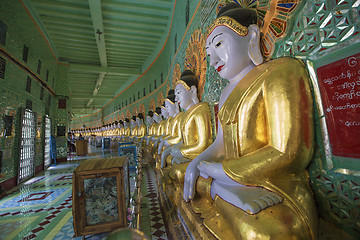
[0,146,170,240]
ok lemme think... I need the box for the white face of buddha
[161,107,169,119]
[136,118,142,126]
[146,116,153,125]
[153,113,162,123]
[165,100,177,117]
[206,26,252,81]
[175,84,194,110]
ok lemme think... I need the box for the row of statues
[73,3,318,239]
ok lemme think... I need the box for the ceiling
[27,0,174,116]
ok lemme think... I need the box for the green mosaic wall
[66,0,360,237]
[0,0,69,183]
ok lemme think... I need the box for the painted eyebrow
[212,33,223,43]
[205,33,223,49]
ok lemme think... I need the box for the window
[0,20,7,45]
[0,57,5,79]
[58,99,66,109]
[46,70,49,82]
[18,109,35,183]
[138,91,140,99]
[143,88,146,97]
[40,87,44,100]
[174,34,177,54]
[37,60,41,74]
[185,0,190,26]
[44,116,51,168]
[26,76,32,93]
[23,45,28,63]
[149,83,152,93]
[154,79,157,89]
[161,73,163,84]
[26,99,32,110]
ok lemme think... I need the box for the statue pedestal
[156,168,217,240]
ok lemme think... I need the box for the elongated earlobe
[248,25,264,66]
[191,86,200,104]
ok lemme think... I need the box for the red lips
[217,65,224,72]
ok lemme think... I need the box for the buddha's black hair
[155,107,162,115]
[217,3,257,27]
[166,89,176,104]
[180,70,198,89]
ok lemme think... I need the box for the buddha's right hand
[183,160,200,202]
[161,147,172,168]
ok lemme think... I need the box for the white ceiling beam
[88,0,108,108]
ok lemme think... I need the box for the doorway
[18,109,35,183]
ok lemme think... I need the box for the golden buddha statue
[118,120,125,138]
[155,91,178,169]
[144,110,159,162]
[162,70,213,182]
[121,118,131,142]
[153,105,168,150]
[136,113,147,140]
[144,111,154,143]
[157,90,180,155]
[182,3,318,239]
[147,107,163,147]
[130,116,138,141]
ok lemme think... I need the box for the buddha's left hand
[183,159,200,201]
[197,161,234,184]
[170,147,184,158]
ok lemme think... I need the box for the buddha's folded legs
[191,176,316,240]
[170,161,190,183]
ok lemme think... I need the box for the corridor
[0,147,170,240]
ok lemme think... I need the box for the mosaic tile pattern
[0,146,171,240]
[143,167,168,240]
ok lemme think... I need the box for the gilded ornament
[206,16,249,38]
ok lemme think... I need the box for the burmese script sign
[317,53,360,158]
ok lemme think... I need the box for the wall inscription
[317,52,360,158]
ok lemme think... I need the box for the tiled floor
[0,146,170,240]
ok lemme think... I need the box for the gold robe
[131,126,138,137]
[124,127,131,137]
[137,124,147,138]
[207,57,317,239]
[171,102,213,182]
[167,112,184,145]
[161,117,174,140]
[180,102,213,159]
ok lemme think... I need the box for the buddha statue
[145,111,156,145]
[154,104,170,151]
[157,90,180,155]
[122,118,131,142]
[148,107,163,145]
[136,113,147,140]
[130,116,138,141]
[161,70,213,182]
[182,3,317,239]
[118,120,124,138]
